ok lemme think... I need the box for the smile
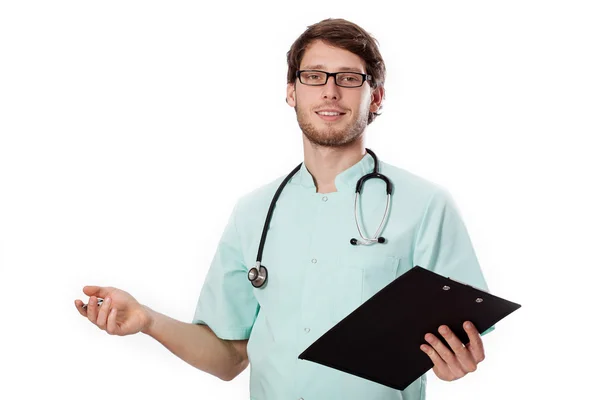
[315,111,346,121]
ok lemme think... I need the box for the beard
[295,105,368,148]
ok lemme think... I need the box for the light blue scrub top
[193,152,493,400]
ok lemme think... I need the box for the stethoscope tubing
[353,192,391,245]
[248,149,391,288]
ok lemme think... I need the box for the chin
[298,109,366,147]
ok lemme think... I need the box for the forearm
[141,306,247,381]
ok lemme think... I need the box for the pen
[82,298,104,309]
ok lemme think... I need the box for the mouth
[315,110,346,122]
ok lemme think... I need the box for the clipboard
[298,265,521,391]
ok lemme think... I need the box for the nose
[321,75,341,100]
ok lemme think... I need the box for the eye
[341,75,359,82]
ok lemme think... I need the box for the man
[75,18,493,399]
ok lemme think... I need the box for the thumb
[83,285,110,298]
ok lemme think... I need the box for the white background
[1,1,598,399]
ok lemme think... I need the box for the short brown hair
[286,18,386,124]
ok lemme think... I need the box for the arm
[413,188,491,381]
[142,306,249,381]
[75,286,249,381]
[76,199,255,382]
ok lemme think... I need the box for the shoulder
[232,174,288,221]
[378,160,452,204]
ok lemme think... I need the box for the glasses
[296,70,372,88]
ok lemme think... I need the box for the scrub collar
[293,151,376,193]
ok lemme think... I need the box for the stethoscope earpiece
[351,149,391,247]
[350,236,386,246]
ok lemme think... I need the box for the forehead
[300,40,366,73]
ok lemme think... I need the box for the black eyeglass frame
[296,70,372,88]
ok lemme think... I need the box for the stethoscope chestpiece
[248,263,268,288]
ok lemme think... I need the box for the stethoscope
[248,148,392,289]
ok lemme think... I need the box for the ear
[286,83,296,107]
[369,86,385,113]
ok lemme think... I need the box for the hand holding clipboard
[420,320,486,382]
[298,266,521,390]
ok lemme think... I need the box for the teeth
[317,111,341,116]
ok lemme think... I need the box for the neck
[302,135,366,193]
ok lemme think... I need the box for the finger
[464,321,485,363]
[96,297,112,330]
[425,333,455,363]
[87,296,99,324]
[83,286,111,298]
[82,298,103,310]
[74,300,87,317]
[420,344,452,376]
[425,333,465,378]
[107,307,118,335]
[438,325,477,372]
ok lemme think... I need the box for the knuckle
[444,349,456,359]
[450,369,462,379]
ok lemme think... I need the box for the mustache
[312,104,348,112]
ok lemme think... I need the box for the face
[286,40,384,148]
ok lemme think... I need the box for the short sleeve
[413,188,494,336]
[192,202,259,340]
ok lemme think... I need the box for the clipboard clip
[443,280,486,304]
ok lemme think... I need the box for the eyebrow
[301,64,364,73]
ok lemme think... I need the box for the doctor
[75,18,493,400]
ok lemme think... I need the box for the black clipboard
[298,266,521,391]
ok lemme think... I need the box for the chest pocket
[329,255,402,324]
